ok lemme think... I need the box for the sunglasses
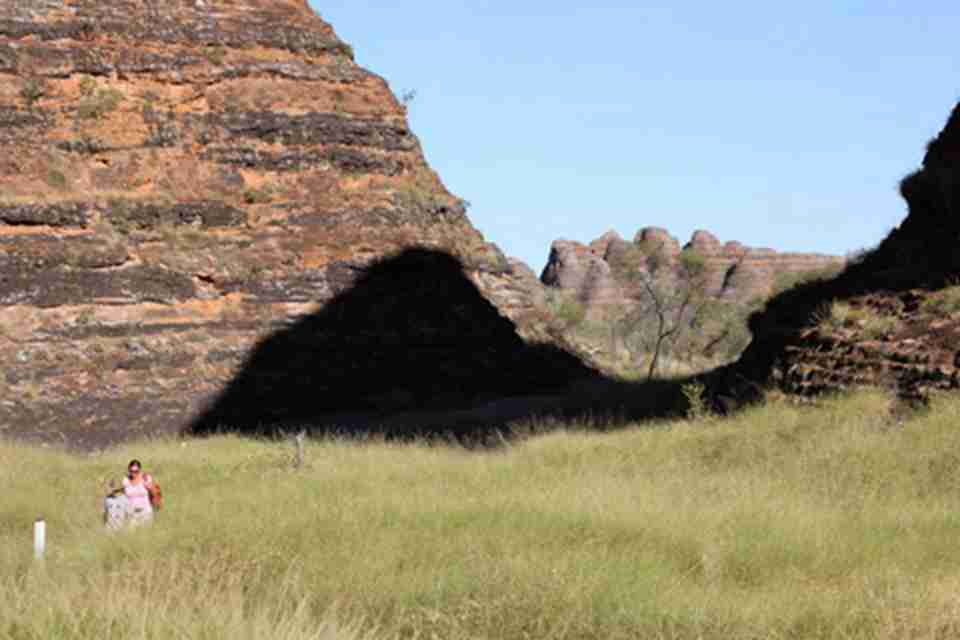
[128,468,141,474]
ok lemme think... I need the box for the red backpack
[143,473,163,511]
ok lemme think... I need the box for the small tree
[400,89,417,109]
[562,239,757,375]
[618,246,710,379]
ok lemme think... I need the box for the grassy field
[4,391,960,639]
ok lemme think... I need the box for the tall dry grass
[4,390,960,639]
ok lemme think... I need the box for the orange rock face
[0,0,579,447]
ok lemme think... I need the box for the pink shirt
[123,476,153,512]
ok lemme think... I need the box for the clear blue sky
[310,2,958,271]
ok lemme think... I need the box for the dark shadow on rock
[708,248,956,406]
[710,103,960,405]
[188,248,693,443]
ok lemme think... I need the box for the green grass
[816,301,898,339]
[921,285,960,316]
[77,87,125,120]
[46,169,69,191]
[4,391,960,638]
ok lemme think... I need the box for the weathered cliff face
[719,102,960,403]
[540,240,623,315]
[541,227,844,319]
[0,0,590,447]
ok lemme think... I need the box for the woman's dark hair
[128,459,142,470]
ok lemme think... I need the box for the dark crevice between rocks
[187,248,693,445]
[0,18,353,58]
[203,145,406,175]
[0,259,195,307]
[106,200,246,229]
[0,203,91,227]
[0,42,368,83]
[198,111,416,151]
[4,237,130,271]
[57,138,175,155]
[47,322,207,341]
[0,106,46,128]
[0,200,245,230]
[288,200,469,230]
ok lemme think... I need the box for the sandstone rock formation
[541,228,844,318]
[718,102,960,403]
[540,239,622,316]
[0,0,592,448]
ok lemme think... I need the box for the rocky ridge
[717,102,960,404]
[0,0,589,448]
[541,227,844,319]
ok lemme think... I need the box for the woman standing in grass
[123,459,161,526]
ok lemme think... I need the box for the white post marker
[294,430,306,469]
[34,518,46,560]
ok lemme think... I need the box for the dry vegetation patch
[4,392,960,638]
[816,300,900,339]
[921,284,960,317]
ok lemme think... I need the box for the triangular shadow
[188,248,685,442]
